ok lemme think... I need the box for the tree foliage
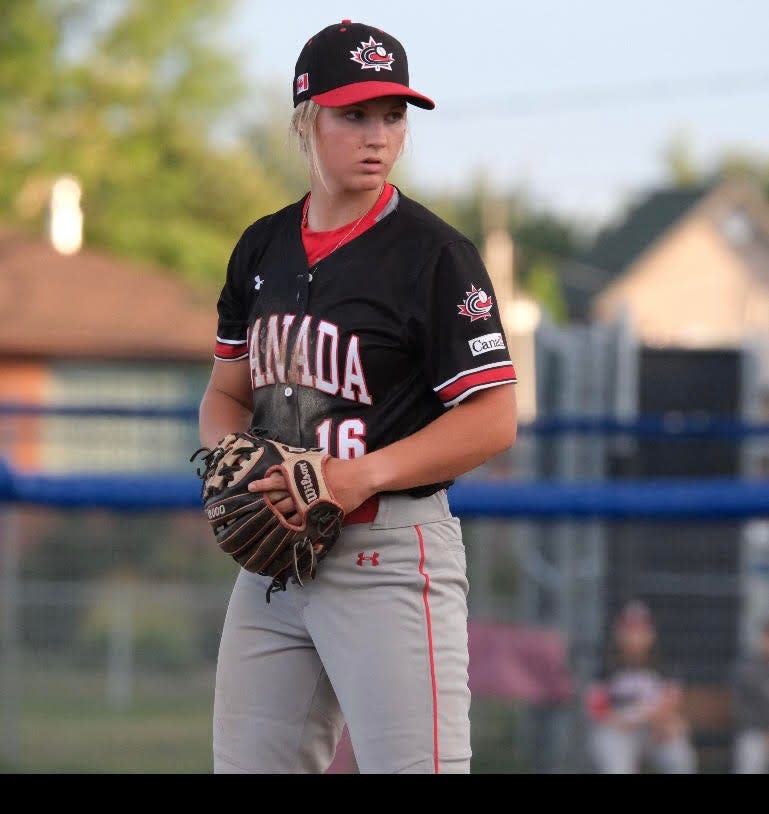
[662,132,769,199]
[1,0,292,287]
[421,179,584,323]
[0,0,591,317]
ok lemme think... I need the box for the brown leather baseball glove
[191,429,345,601]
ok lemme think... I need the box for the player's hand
[248,456,373,518]
[248,471,301,525]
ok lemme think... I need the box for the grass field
[1,661,216,774]
[12,701,214,774]
[1,658,527,773]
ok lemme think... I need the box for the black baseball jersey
[214,188,517,496]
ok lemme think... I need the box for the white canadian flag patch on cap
[296,73,309,93]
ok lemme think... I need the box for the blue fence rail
[1,459,768,520]
[1,402,768,519]
[3,402,769,439]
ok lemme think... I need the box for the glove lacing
[189,429,269,496]
[265,536,319,603]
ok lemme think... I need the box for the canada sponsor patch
[468,332,505,356]
[457,285,494,321]
[296,72,309,94]
[350,36,395,71]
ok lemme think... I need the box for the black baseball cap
[293,19,435,110]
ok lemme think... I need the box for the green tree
[420,174,490,249]
[1,0,290,286]
[521,260,568,323]
[243,88,314,203]
[422,180,582,324]
[663,132,700,187]
[511,210,582,323]
[661,133,769,201]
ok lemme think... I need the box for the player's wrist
[353,450,396,496]
[326,455,378,506]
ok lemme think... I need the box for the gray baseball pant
[212,489,472,774]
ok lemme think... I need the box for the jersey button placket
[293,265,313,441]
[296,268,313,310]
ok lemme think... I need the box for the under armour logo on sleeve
[356,551,380,566]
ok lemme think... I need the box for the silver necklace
[304,186,384,280]
[328,208,370,255]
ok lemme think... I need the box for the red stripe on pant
[416,524,440,773]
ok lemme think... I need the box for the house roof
[0,227,220,362]
[559,178,730,321]
[583,183,712,277]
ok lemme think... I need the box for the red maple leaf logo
[457,285,494,321]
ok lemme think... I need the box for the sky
[225,0,769,228]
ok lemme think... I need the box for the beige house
[580,176,769,355]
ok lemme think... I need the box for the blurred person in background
[732,618,769,774]
[584,600,697,773]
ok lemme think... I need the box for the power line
[439,70,769,117]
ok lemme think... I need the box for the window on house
[720,207,754,247]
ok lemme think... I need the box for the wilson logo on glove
[295,460,320,504]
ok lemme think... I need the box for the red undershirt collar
[301,183,395,266]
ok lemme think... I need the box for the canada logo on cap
[350,35,395,71]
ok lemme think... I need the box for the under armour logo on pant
[356,551,380,566]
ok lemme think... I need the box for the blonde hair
[290,99,409,191]
[290,101,326,189]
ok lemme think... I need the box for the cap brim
[312,81,435,110]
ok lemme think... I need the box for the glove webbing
[265,537,318,603]
[264,509,342,603]
[189,429,270,495]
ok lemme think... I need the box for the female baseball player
[198,19,518,774]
